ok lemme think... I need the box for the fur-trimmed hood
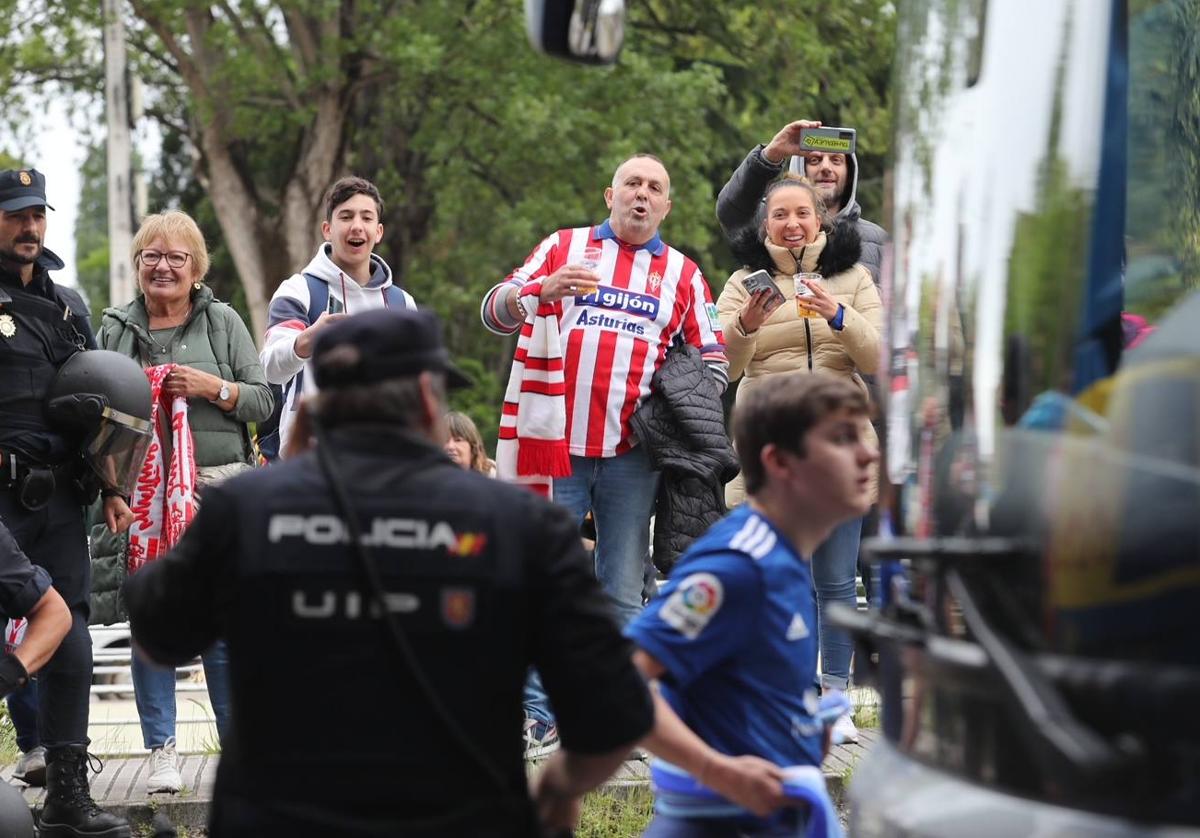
[729,216,863,279]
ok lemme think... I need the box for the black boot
[38,745,131,838]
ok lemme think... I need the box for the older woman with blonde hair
[91,209,272,793]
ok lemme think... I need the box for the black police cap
[311,308,472,390]
[0,168,54,213]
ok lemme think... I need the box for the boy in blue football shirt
[628,374,879,836]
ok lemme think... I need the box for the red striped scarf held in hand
[127,364,197,573]
[495,283,573,498]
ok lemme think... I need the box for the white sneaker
[146,736,183,793]
[12,744,46,786]
[831,712,860,746]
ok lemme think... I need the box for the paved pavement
[1,731,878,831]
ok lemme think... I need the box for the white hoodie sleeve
[259,274,314,385]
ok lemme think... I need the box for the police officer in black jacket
[0,518,72,838]
[0,519,71,701]
[0,168,134,838]
[124,307,656,837]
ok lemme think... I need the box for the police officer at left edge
[0,167,138,838]
[0,517,74,838]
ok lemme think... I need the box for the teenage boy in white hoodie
[260,176,417,456]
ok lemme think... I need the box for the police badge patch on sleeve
[660,572,724,640]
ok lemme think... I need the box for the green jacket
[89,285,272,626]
[88,511,129,626]
[97,285,273,467]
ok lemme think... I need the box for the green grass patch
[577,786,654,837]
[852,702,879,730]
[0,701,20,764]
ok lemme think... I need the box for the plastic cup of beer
[794,272,823,318]
[575,246,603,295]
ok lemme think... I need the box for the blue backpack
[256,272,411,462]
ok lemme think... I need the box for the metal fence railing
[87,625,219,755]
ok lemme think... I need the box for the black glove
[0,652,29,700]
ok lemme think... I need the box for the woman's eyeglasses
[138,250,191,269]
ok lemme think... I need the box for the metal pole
[103,0,134,308]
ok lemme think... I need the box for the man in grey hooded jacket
[716,119,889,285]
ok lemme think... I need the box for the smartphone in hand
[741,269,786,308]
[798,126,857,156]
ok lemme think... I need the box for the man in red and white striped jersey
[482,154,728,632]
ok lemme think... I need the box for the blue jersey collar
[596,219,665,256]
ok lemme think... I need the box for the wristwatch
[215,380,231,402]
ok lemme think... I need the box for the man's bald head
[605,154,672,245]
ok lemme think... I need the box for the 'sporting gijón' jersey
[482,222,727,458]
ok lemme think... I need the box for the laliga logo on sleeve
[660,572,723,640]
[681,577,721,614]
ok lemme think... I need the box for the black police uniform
[0,519,54,627]
[0,246,98,748]
[125,430,653,836]
[0,519,51,697]
[0,524,43,838]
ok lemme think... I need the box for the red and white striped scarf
[495,286,573,497]
[127,365,197,573]
[4,617,26,653]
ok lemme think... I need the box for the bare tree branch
[128,0,210,100]
[142,104,190,139]
[281,7,319,75]
[246,2,302,90]
[465,101,501,130]
[213,0,301,110]
[463,151,515,204]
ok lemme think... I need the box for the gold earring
[193,281,202,291]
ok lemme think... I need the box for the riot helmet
[45,350,152,495]
[0,779,35,837]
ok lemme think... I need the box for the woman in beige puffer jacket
[718,175,882,507]
[716,175,883,719]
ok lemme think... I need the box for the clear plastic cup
[575,245,603,295]
[580,245,604,271]
[794,272,823,318]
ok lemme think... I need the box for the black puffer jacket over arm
[631,345,740,574]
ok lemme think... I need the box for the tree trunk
[195,124,274,343]
[194,94,349,345]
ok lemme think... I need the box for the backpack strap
[383,285,411,309]
[302,272,330,322]
[281,272,332,413]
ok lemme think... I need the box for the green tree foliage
[0,0,895,444]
